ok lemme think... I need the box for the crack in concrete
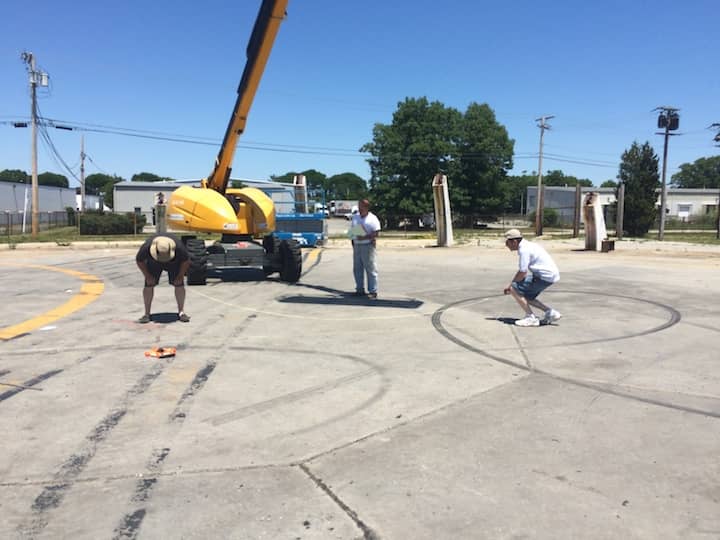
[299,463,380,540]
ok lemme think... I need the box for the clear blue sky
[1,0,718,188]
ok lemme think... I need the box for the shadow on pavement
[208,268,267,282]
[487,316,519,325]
[277,295,423,309]
[486,316,554,326]
[148,312,183,324]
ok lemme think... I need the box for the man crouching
[503,229,562,327]
[136,234,191,323]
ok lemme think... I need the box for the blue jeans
[353,243,378,293]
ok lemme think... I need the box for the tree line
[0,170,175,209]
[2,96,718,236]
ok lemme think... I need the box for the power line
[0,116,711,170]
[1,117,619,164]
[85,154,110,175]
[36,104,80,182]
[540,155,617,168]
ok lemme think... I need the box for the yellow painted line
[0,264,104,340]
[305,247,321,266]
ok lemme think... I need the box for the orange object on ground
[144,347,176,358]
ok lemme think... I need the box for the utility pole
[21,52,48,238]
[80,135,86,212]
[654,106,680,241]
[711,123,720,239]
[535,115,554,236]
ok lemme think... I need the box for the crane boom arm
[206,0,289,194]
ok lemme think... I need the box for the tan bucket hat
[149,236,176,263]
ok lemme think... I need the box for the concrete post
[432,174,453,247]
[293,175,308,213]
[616,183,625,240]
[583,192,607,251]
[156,204,167,233]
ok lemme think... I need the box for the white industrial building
[0,181,100,213]
[526,186,720,223]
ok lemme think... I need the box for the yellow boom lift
[167,0,301,285]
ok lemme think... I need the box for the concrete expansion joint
[298,463,380,540]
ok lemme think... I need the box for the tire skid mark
[18,363,166,537]
[206,367,377,426]
[169,360,217,422]
[431,294,720,419]
[52,256,123,267]
[0,369,63,403]
[209,349,390,439]
[107,315,252,539]
[112,448,171,540]
[1,343,218,358]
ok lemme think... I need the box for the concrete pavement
[0,238,719,539]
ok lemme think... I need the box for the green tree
[362,97,461,223]
[670,156,720,188]
[618,141,659,237]
[0,169,30,183]
[361,97,513,225]
[270,171,297,184]
[527,207,559,227]
[326,172,367,200]
[270,169,335,201]
[500,173,537,213]
[85,173,125,196]
[84,174,124,209]
[454,102,514,220]
[543,170,593,187]
[38,172,69,188]
[131,172,174,182]
[600,180,618,188]
[298,169,327,198]
[102,180,119,209]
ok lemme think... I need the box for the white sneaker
[515,314,540,327]
[543,309,562,323]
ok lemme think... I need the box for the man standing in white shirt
[503,229,562,327]
[350,199,381,298]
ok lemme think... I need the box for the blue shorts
[512,275,553,300]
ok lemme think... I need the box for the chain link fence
[1,210,71,238]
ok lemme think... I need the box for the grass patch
[0,228,224,245]
[1,227,149,245]
[630,232,720,245]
